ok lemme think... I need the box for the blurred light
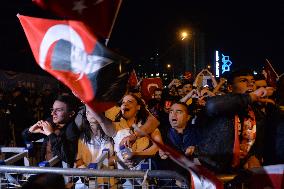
[215,50,220,78]
[156,73,159,76]
[167,64,171,68]
[151,74,153,76]
[180,31,188,40]
[253,71,257,75]
[119,63,122,73]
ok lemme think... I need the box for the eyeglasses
[50,108,65,114]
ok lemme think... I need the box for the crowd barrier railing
[0,147,32,167]
[0,165,189,188]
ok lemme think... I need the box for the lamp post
[179,30,196,77]
[166,63,174,79]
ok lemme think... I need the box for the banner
[0,69,58,91]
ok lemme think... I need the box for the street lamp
[179,30,196,77]
[180,31,188,40]
[166,63,174,79]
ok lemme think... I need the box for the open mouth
[171,118,177,124]
[122,108,130,113]
[246,89,253,93]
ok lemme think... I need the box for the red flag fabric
[248,164,284,189]
[140,78,163,102]
[263,59,279,87]
[128,69,138,88]
[32,0,122,40]
[132,125,224,189]
[18,14,130,112]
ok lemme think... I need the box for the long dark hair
[79,106,109,143]
[115,93,149,124]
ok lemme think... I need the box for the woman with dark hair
[87,93,163,170]
[75,105,114,168]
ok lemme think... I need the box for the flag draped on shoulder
[18,14,131,112]
[32,0,122,40]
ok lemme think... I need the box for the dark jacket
[163,124,199,154]
[196,93,267,173]
[22,120,79,166]
[264,105,284,165]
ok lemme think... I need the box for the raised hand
[28,120,44,134]
[41,121,54,136]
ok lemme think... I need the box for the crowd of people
[1,68,284,188]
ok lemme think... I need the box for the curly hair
[115,93,149,124]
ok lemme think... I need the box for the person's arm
[180,89,197,103]
[206,87,275,117]
[22,121,46,144]
[87,105,116,137]
[48,123,79,166]
[205,93,252,117]
[120,113,160,147]
[249,87,275,105]
[212,78,227,94]
[168,79,181,89]
[132,129,161,158]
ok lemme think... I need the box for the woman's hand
[119,133,137,148]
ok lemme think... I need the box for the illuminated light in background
[215,50,220,77]
[181,31,188,40]
[221,54,232,74]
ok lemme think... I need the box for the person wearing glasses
[22,95,80,167]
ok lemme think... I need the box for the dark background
[1,0,284,75]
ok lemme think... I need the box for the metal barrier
[0,147,31,167]
[0,165,189,188]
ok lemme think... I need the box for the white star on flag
[93,0,104,6]
[73,0,87,14]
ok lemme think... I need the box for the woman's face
[120,95,140,120]
[86,105,99,126]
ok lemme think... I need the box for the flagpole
[265,59,279,79]
[105,0,123,46]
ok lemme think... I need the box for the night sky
[1,0,284,76]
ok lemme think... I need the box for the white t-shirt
[76,136,114,168]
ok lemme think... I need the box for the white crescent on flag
[147,83,159,93]
[39,24,113,80]
[39,24,84,69]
